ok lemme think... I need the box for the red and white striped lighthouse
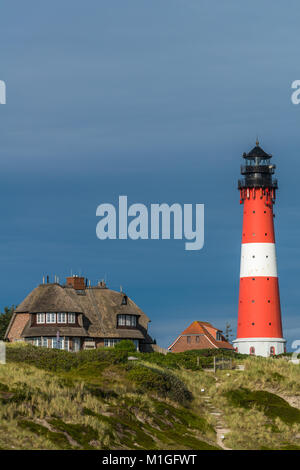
[233,141,286,357]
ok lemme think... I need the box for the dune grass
[0,344,219,450]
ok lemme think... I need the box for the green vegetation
[134,349,246,371]
[127,363,192,404]
[0,343,299,450]
[225,388,300,425]
[0,306,14,340]
[114,340,136,352]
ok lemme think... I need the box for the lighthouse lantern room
[233,141,286,357]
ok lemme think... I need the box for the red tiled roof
[169,320,234,351]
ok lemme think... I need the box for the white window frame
[68,313,76,324]
[46,313,56,324]
[118,315,126,326]
[57,312,66,324]
[118,315,136,327]
[37,313,45,324]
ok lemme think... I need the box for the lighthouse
[233,141,286,357]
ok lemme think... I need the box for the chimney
[66,275,85,290]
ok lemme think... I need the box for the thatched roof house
[5,276,153,352]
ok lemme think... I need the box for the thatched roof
[15,284,83,314]
[11,283,152,342]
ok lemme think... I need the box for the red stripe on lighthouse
[237,277,283,338]
[241,190,275,244]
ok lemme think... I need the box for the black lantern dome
[238,140,277,190]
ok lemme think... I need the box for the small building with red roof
[168,321,234,353]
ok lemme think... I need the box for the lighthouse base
[232,337,286,357]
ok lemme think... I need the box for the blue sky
[0,1,300,349]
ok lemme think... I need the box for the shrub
[114,340,136,352]
[135,349,245,371]
[127,364,192,404]
[7,344,128,372]
[225,388,300,425]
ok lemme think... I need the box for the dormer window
[216,331,222,341]
[68,313,76,324]
[36,312,76,325]
[46,313,56,324]
[117,314,136,327]
[121,295,128,305]
[57,313,66,323]
[37,313,45,324]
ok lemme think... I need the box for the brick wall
[169,334,216,353]
[7,313,30,342]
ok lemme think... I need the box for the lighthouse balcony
[238,178,278,190]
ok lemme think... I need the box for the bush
[127,364,192,404]
[225,387,300,425]
[114,340,136,352]
[135,349,245,371]
[6,343,128,372]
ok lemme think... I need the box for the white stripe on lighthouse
[240,242,278,278]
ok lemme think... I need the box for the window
[33,337,41,347]
[270,346,275,356]
[117,315,136,327]
[104,338,120,348]
[118,315,126,326]
[64,338,69,351]
[46,313,56,323]
[187,336,191,344]
[216,332,222,341]
[104,338,139,350]
[250,346,255,355]
[73,337,80,352]
[121,295,128,305]
[196,336,200,343]
[42,337,48,347]
[57,313,66,323]
[37,313,45,324]
[68,313,76,324]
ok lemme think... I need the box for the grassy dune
[0,344,299,450]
